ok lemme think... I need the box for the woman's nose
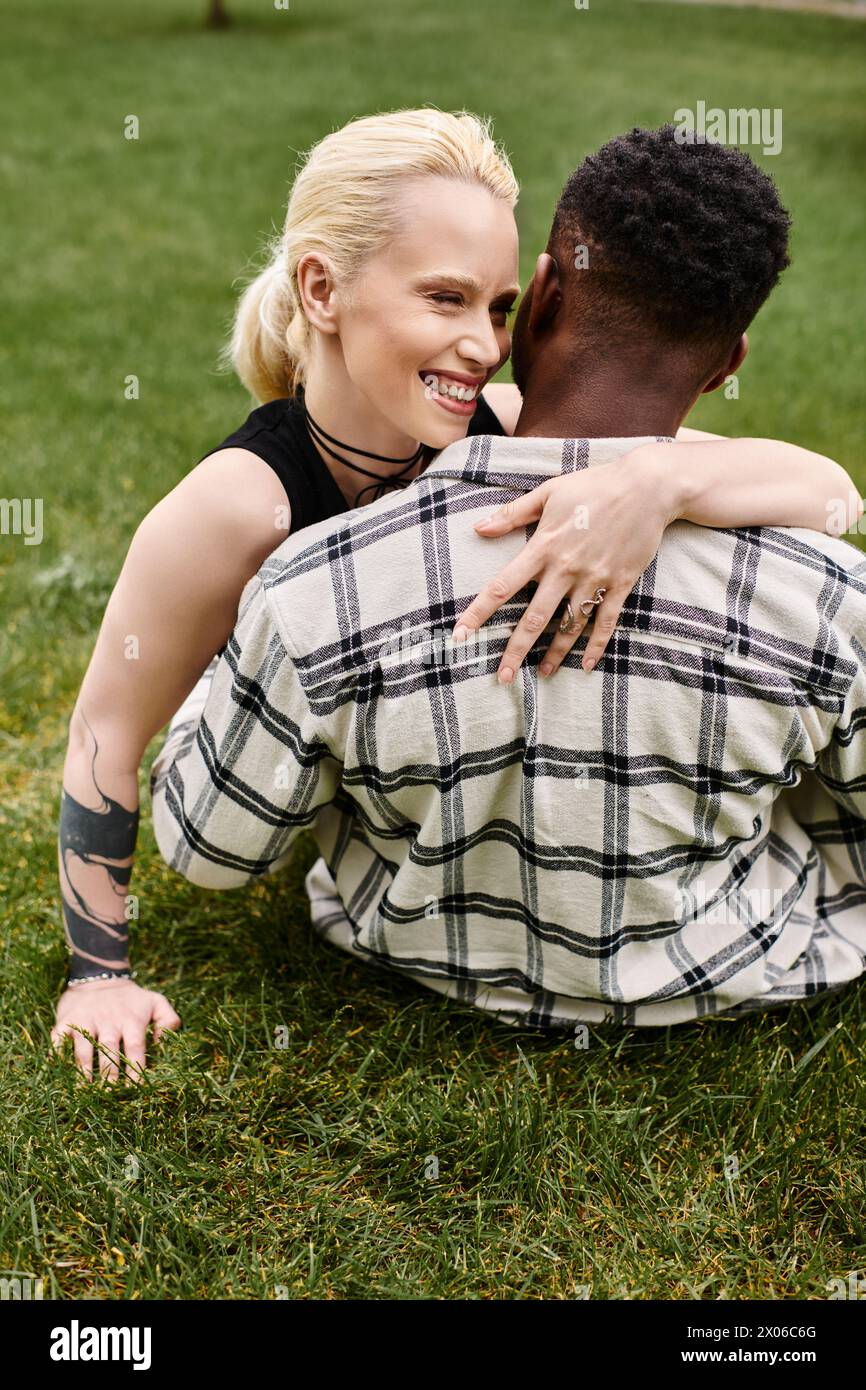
[458,316,503,370]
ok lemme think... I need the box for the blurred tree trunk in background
[206,0,231,27]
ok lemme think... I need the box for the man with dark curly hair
[511,124,791,425]
[153,126,866,1029]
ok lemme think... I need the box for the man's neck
[513,355,688,441]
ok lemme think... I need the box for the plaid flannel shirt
[150,434,866,1028]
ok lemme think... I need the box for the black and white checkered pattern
[151,434,866,1027]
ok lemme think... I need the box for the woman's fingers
[122,1031,148,1085]
[580,585,631,671]
[151,995,182,1046]
[97,1032,123,1086]
[473,482,551,535]
[538,603,592,676]
[51,1020,94,1081]
[453,551,540,642]
[494,577,574,681]
[51,987,182,1086]
[57,1020,98,1082]
[71,1026,95,1081]
[537,584,631,677]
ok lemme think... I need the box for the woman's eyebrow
[415,271,521,298]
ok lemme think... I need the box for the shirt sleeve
[815,635,866,823]
[150,573,339,889]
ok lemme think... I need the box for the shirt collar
[423,432,675,491]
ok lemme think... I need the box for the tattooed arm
[59,716,139,981]
[52,447,290,1083]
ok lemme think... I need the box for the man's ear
[296,253,340,336]
[526,252,562,335]
[701,332,748,395]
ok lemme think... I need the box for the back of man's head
[517,124,792,394]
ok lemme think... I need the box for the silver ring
[558,600,576,634]
[578,586,607,617]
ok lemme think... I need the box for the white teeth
[424,374,478,402]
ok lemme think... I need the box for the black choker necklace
[302,400,429,506]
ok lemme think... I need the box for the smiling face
[333,176,520,448]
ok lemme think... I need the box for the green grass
[1,0,864,1299]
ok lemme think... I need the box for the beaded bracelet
[66,969,137,989]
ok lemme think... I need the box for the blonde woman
[52,108,859,1083]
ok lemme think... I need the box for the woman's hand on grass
[51,978,182,1085]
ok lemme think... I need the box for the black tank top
[201,386,506,535]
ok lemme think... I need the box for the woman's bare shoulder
[74,448,295,765]
[481,383,522,436]
[142,447,292,567]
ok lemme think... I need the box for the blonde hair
[226,108,519,403]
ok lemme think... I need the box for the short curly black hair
[551,124,792,347]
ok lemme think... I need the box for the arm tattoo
[59,715,139,980]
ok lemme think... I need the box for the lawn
[1,0,864,1299]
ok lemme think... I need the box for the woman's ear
[526,252,562,334]
[296,253,340,336]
